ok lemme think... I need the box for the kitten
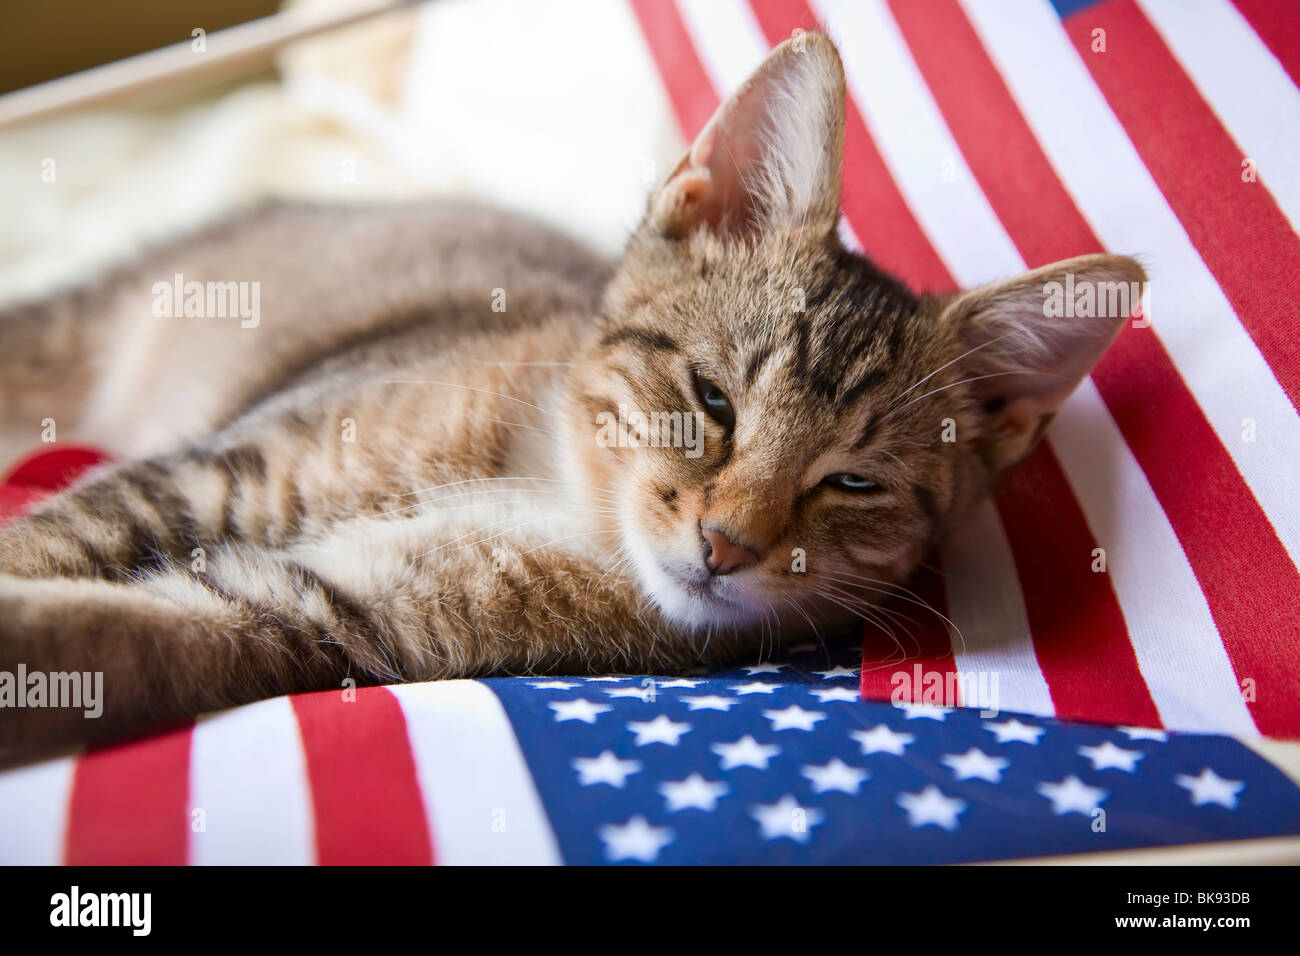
[0,34,1142,758]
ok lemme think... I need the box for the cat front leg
[0,441,312,580]
[0,568,347,760]
[0,513,727,759]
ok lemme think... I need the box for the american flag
[3,639,1298,864]
[631,0,1300,739]
[3,0,1300,865]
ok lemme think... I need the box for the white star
[744,663,785,674]
[1078,741,1144,772]
[627,714,691,746]
[583,676,628,682]
[659,774,728,812]
[572,750,642,787]
[712,735,781,770]
[1038,775,1108,815]
[763,704,827,732]
[985,718,1045,744]
[680,695,738,711]
[732,681,783,695]
[801,759,870,794]
[1122,726,1169,742]
[549,698,611,723]
[815,665,859,680]
[898,785,967,831]
[1175,768,1245,809]
[529,680,578,690]
[896,702,953,721]
[850,724,915,756]
[811,686,860,703]
[600,816,673,863]
[941,748,1010,783]
[656,678,702,689]
[751,795,826,843]
[607,685,655,700]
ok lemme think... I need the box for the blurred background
[0,0,685,302]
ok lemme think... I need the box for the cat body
[0,35,1142,757]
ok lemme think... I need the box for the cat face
[569,33,1142,632]
[583,229,962,630]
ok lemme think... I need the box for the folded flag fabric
[3,637,1299,865]
[630,0,1300,738]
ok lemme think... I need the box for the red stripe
[995,447,1160,726]
[65,723,193,865]
[859,560,960,704]
[292,686,433,865]
[892,0,1300,735]
[1064,0,1300,414]
[1096,323,1300,735]
[627,0,719,140]
[1234,0,1300,88]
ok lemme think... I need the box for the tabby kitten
[0,34,1142,758]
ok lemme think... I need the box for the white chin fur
[621,522,758,630]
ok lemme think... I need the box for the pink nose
[702,526,759,575]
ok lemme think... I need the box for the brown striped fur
[0,34,1142,758]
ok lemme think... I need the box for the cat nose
[701,525,759,575]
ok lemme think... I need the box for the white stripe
[1138,0,1300,234]
[389,681,561,865]
[961,0,1300,574]
[674,0,769,93]
[0,753,76,864]
[1049,386,1258,734]
[809,0,1023,287]
[188,696,314,865]
[814,0,1255,730]
[940,500,1056,718]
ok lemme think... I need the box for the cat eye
[693,371,735,429]
[822,473,882,493]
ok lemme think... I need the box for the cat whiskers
[816,581,923,656]
[412,513,553,561]
[808,584,914,669]
[881,369,1059,421]
[519,527,620,557]
[885,329,1021,410]
[777,595,832,666]
[817,569,966,653]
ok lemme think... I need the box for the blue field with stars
[485,641,1300,864]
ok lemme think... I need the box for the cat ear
[941,253,1147,474]
[646,32,845,239]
